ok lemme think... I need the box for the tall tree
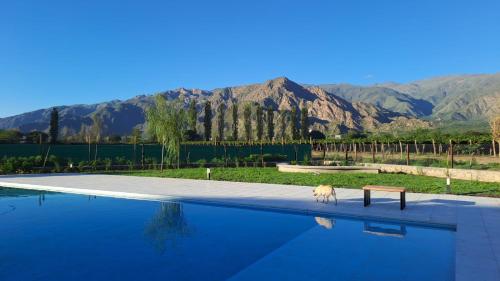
[243,104,252,141]
[49,108,59,144]
[90,114,103,144]
[216,103,225,141]
[203,101,212,141]
[131,128,142,143]
[90,114,103,163]
[231,104,239,141]
[278,110,288,140]
[266,106,274,141]
[188,100,197,134]
[146,95,187,170]
[300,106,309,140]
[291,107,299,140]
[255,105,264,141]
[491,116,500,157]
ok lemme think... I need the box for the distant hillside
[2,73,499,138]
[379,73,500,121]
[0,77,426,138]
[318,73,500,122]
[317,84,433,117]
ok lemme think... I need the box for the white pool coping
[1,173,499,280]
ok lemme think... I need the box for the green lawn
[107,167,500,197]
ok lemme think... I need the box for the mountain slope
[0,77,422,137]
[380,73,500,121]
[317,84,434,117]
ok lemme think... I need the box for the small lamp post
[446,176,451,194]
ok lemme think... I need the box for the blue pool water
[0,187,455,281]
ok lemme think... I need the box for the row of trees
[4,100,500,153]
[146,96,312,169]
[187,100,310,142]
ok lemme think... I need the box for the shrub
[302,154,311,165]
[196,159,207,168]
[104,158,112,171]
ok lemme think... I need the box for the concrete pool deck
[0,173,499,281]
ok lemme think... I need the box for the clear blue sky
[1,0,500,117]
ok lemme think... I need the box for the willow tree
[90,114,103,163]
[147,95,187,170]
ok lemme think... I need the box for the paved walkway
[1,173,499,281]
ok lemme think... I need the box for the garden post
[449,140,454,169]
[399,141,403,160]
[371,142,375,163]
[141,144,144,169]
[406,143,410,165]
[323,142,326,161]
[354,142,357,162]
[345,144,348,163]
[493,139,497,157]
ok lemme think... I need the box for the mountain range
[1,73,499,138]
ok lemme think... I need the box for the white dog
[313,185,337,205]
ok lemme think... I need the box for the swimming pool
[0,187,455,281]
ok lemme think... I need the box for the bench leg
[400,191,406,210]
[364,190,370,207]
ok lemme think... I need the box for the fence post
[345,143,349,163]
[224,144,228,167]
[141,144,144,169]
[260,141,264,167]
[450,140,454,169]
[354,141,357,162]
[493,139,497,157]
[406,143,410,165]
[399,140,403,160]
[381,142,385,160]
[371,142,375,163]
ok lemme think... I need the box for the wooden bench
[362,185,406,210]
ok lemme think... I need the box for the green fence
[0,143,311,165]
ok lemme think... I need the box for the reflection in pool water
[0,187,455,281]
[363,222,407,238]
[314,216,335,229]
[144,202,192,253]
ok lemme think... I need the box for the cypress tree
[188,100,197,133]
[231,104,239,141]
[243,104,252,141]
[256,105,264,141]
[300,106,309,140]
[216,103,225,141]
[291,107,299,140]
[49,108,59,144]
[266,106,274,141]
[279,110,288,140]
[203,101,212,141]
